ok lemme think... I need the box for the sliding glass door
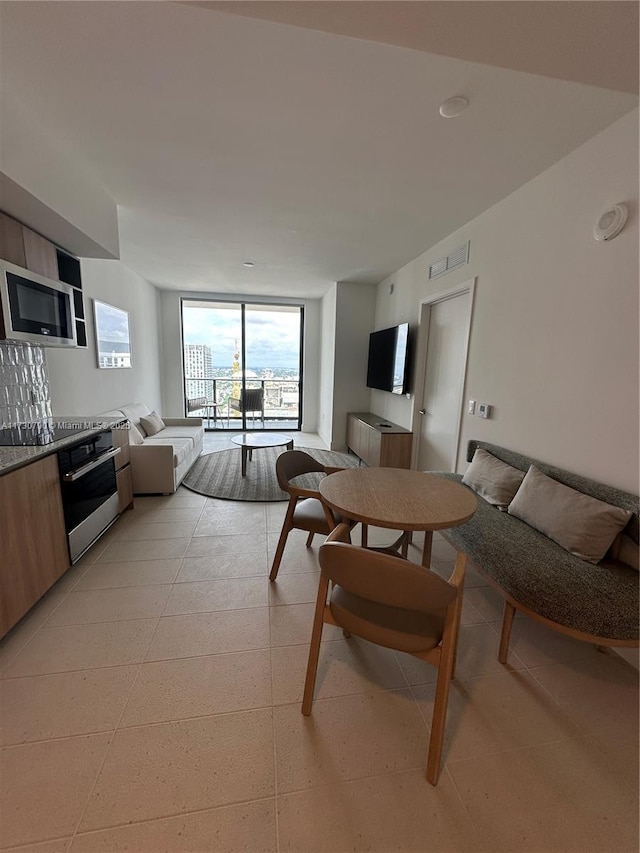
[181,300,303,431]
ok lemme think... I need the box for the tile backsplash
[0,342,52,428]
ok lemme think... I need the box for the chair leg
[306,531,315,547]
[269,525,291,581]
[361,523,368,548]
[400,531,410,558]
[342,628,351,638]
[426,645,456,786]
[302,579,329,715]
[498,601,516,664]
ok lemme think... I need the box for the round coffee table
[231,433,294,477]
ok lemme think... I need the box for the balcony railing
[184,376,300,428]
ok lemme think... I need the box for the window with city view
[182,300,303,430]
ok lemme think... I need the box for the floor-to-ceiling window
[181,300,303,431]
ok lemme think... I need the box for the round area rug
[182,445,360,501]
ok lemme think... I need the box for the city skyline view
[182,304,302,371]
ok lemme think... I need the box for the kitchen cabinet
[0,455,70,638]
[0,211,26,267]
[115,441,134,512]
[346,412,413,468]
[22,227,59,279]
[0,210,86,348]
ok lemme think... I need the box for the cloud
[183,305,301,368]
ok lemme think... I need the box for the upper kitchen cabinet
[0,211,26,267]
[0,210,87,347]
[22,226,59,279]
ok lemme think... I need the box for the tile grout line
[266,502,282,853]
[66,610,165,849]
[63,503,197,847]
[66,793,279,847]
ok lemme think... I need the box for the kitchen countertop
[0,418,127,477]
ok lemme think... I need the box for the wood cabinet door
[116,465,134,513]
[380,433,412,468]
[366,427,381,466]
[0,212,26,267]
[0,456,69,637]
[22,227,59,279]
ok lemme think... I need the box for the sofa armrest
[129,443,175,462]
[163,418,202,427]
[129,443,177,495]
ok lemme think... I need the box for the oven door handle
[63,447,121,482]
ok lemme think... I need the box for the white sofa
[99,402,204,495]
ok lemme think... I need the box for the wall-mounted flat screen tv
[366,322,410,394]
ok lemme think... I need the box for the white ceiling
[0,1,637,299]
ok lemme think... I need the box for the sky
[94,300,131,348]
[182,305,301,369]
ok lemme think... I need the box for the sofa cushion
[128,423,145,445]
[140,411,165,437]
[508,466,632,563]
[462,447,525,509]
[120,403,152,434]
[142,436,194,468]
[156,426,202,446]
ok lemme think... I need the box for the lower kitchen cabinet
[0,455,70,638]
[114,436,134,512]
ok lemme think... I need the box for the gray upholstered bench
[435,441,639,662]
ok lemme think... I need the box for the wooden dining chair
[302,523,467,785]
[269,450,353,582]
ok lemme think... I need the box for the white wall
[331,282,377,450]
[159,291,321,427]
[317,285,337,447]
[0,94,120,259]
[370,109,638,494]
[47,259,162,416]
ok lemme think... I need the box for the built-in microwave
[0,259,77,347]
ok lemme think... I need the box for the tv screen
[366,323,410,394]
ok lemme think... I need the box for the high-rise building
[184,344,213,401]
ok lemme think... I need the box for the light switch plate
[467,400,476,415]
[478,403,491,419]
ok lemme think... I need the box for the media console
[346,412,412,468]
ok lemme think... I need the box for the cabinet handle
[63,447,120,482]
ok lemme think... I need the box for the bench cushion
[436,473,639,641]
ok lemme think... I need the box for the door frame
[410,277,476,471]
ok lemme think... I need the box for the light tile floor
[0,433,638,852]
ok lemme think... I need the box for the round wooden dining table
[319,467,477,568]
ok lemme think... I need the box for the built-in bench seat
[435,441,639,661]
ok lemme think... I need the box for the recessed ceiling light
[243,261,254,268]
[439,97,469,119]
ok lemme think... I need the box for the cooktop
[0,423,94,447]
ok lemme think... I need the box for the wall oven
[57,428,120,563]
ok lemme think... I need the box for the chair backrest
[319,536,458,615]
[187,396,207,413]
[276,450,325,491]
[241,387,263,412]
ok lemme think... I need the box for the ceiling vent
[428,242,470,280]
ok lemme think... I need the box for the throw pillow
[508,465,633,563]
[139,411,165,437]
[461,447,525,509]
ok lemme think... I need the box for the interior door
[417,291,471,471]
